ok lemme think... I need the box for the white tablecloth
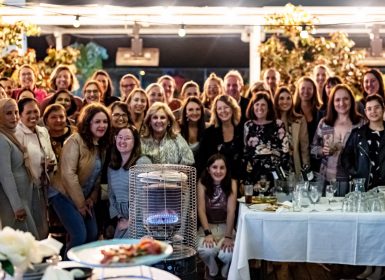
[228,203,385,280]
[58,261,180,280]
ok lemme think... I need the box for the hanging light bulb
[73,15,80,28]
[178,24,186,37]
[300,25,309,39]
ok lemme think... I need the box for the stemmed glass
[325,184,337,211]
[308,185,320,212]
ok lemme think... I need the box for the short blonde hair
[224,69,244,86]
[142,102,180,138]
[210,94,241,127]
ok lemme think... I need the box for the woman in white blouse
[15,97,56,239]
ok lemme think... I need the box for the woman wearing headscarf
[0,98,39,238]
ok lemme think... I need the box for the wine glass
[308,185,320,212]
[325,184,337,211]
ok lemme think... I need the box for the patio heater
[128,164,197,280]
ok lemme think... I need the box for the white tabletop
[228,201,385,280]
[58,261,181,280]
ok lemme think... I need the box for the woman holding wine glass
[311,84,364,196]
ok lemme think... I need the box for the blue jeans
[50,193,98,257]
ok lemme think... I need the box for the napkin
[42,266,73,280]
[276,201,292,213]
[38,235,63,257]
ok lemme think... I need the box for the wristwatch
[204,229,212,236]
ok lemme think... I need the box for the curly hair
[109,125,141,170]
[200,153,232,199]
[77,103,111,150]
[142,102,179,139]
[210,94,241,127]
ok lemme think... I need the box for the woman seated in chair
[197,153,237,279]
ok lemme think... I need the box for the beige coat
[59,133,104,210]
[291,116,310,174]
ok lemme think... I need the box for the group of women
[1,63,385,279]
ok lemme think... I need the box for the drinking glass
[308,185,320,212]
[325,184,337,211]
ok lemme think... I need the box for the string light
[73,15,80,28]
[178,24,186,37]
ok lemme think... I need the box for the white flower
[0,227,62,273]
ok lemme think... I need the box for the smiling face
[333,88,351,116]
[115,127,135,155]
[129,92,147,115]
[90,112,109,140]
[95,74,108,94]
[278,91,293,112]
[3,100,19,129]
[315,67,328,88]
[150,109,168,137]
[147,85,165,106]
[55,92,71,111]
[19,67,35,89]
[216,100,233,124]
[253,98,268,121]
[55,69,72,91]
[0,80,13,98]
[46,108,67,133]
[207,80,220,100]
[186,101,202,122]
[120,77,137,99]
[208,159,227,185]
[183,86,199,99]
[363,73,380,96]
[365,99,384,123]
[111,106,129,129]
[264,69,278,92]
[225,75,242,101]
[20,101,40,130]
[84,83,101,104]
[299,80,314,102]
[160,79,175,103]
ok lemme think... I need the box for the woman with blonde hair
[180,80,200,100]
[145,83,166,107]
[198,94,243,179]
[126,88,149,132]
[141,102,194,165]
[41,64,82,113]
[201,73,224,110]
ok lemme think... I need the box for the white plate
[248,203,273,211]
[67,239,173,268]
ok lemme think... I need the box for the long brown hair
[324,84,362,126]
[274,86,302,122]
[293,76,322,113]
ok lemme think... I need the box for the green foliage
[260,3,366,97]
[1,259,15,276]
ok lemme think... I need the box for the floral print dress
[243,119,290,183]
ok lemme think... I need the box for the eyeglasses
[121,84,136,88]
[85,89,99,94]
[112,113,128,119]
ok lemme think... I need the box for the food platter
[238,196,278,205]
[67,239,173,268]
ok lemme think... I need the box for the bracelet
[225,236,233,240]
[204,229,212,236]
